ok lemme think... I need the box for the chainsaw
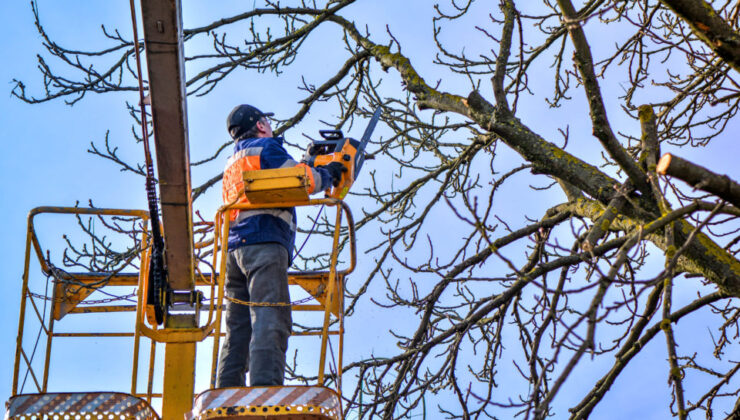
[302,107,382,199]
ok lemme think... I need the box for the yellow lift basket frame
[9,167,356,420]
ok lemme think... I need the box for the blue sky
[3,1,740,419]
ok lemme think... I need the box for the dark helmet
[226,104,274,140]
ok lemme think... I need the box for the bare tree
[15,0,740,418]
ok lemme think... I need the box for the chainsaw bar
[354,107,382,177]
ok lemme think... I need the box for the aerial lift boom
[137,1,197,418]
[138,0,195,304]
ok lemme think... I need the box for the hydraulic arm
[137,0,197,417]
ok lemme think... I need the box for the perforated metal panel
[189,386,341,420]
[6,392,160,420]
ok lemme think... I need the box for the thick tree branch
[557,0,653,199]
[658,153,740,208]
[659,0,740,73]
[568,197,740,295]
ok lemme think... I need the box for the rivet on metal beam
[156,20,165,33]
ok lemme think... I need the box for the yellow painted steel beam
[318,207,344,385]
[18,348,41,393]
[53,328,341,339]
[209,213,229,388]
[291,304,325,311]
[138,323,215,343]
[13,216,38,395]
[53,332,136,337]
[26,293,50,334]
[132,254,148,398]
[147,340,157,404]
[291,331,341,337]
[41,305,55,392]
[337,269,345,397]
[28,206,149,218]
[68,305,138,314]
[57,272,140,286]
[133,393,163,398]
[48,271,240,287]
[288,273,328,283]
[162,342,196,420]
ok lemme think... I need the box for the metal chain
[30,290,317,307]
[41,262,138,304]
[29,291,316,306]
[224,295,315,307]
[28,291,138,305]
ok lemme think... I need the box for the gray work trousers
[216,243,292,387]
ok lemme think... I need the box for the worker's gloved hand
[321,162,348,187]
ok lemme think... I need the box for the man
[216,104,345,387]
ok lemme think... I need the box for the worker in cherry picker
[217,104,346,387]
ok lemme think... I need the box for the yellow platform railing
[11,198,355,418]
[12,207,150,399]
[209,197,356,405]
